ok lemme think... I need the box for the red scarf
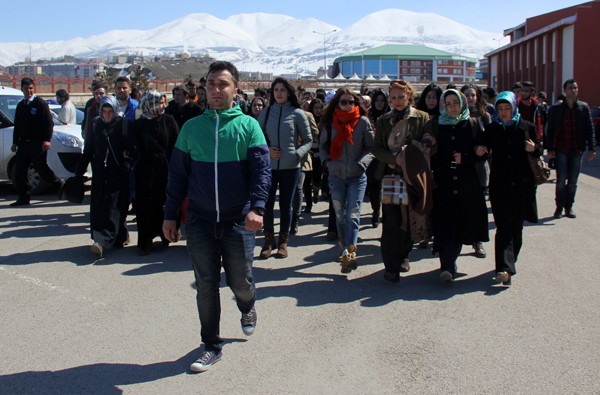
[330,106,360,160]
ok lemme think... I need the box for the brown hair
[320,87,367,131]
[388,80,416,106]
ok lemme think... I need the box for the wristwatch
[252,207,265,216]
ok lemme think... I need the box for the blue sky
[0,0,586,42]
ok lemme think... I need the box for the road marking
[0,266,107,307]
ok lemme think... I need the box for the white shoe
[90,242,103,258]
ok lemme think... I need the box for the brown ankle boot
[275,233,289,259]
[259,232,275,259]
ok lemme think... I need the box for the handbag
[524,130,550,185]
[381,174,409,206]
[59,176,85,204]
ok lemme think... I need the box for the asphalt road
[1,158,599,394]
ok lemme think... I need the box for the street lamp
[492,36,510,47]
[313,29,337,78]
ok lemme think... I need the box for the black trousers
[14,141,61,200]
[438,239,463,275]
[380,204,413,273]
[491,195,526,275]
[493,214,523,275]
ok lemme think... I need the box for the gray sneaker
[241,306,257,336]
[190,350,222,372]
[90,242,103,258]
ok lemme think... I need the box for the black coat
[133,114,179,245]
[164,101,203,130]
[134,114,179,199]
[77,116,135,247]
[431,119,489,249]
[485,119,542,224]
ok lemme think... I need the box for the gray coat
[319,115,374,180]
[257,101,312,170]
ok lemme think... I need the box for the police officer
[11,77,62,206]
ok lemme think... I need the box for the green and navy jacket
[164,105,271,223]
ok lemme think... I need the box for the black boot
[371,208,380,228]
[290,216,299,235]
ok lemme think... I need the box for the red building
[486,1,600,106]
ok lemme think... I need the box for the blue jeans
[264,168,300,234]
[185,213,256,353]
[555,151,583,210]
[329,173,367,248]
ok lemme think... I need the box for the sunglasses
[339,100,357,106]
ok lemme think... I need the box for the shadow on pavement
[0,242,191,270]
[0,349,202,394]
[0,211,89,240]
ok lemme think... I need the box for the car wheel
[9,163,51,195]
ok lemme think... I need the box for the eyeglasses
[339,100,356,106]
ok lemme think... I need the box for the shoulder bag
[381,174,408,206]
[524,129,550,185]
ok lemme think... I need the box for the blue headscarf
[492,91,521,127]
[438,89,470,125]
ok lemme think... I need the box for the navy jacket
[13,96,53,144]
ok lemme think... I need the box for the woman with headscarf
[461,83,492,259]
[257,77,312,259]
[133,91,180,255]
[320,88,374,273]
[373,80,432,283]
[76,95,136,258]
[477,91,541,286]
[429,89,489,283]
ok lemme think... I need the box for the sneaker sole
[242,326,255,336]
[190,356,221,373]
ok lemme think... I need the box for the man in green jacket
[163,61,271,372]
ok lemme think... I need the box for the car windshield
[0,94,23,123]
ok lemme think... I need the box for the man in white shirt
[55,89,76,124]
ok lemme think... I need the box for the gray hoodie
[258,101,312,170]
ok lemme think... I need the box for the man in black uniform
[10,77,62,206]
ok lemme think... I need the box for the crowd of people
[9,65,596,372]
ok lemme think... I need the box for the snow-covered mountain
[0,9,503,74]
